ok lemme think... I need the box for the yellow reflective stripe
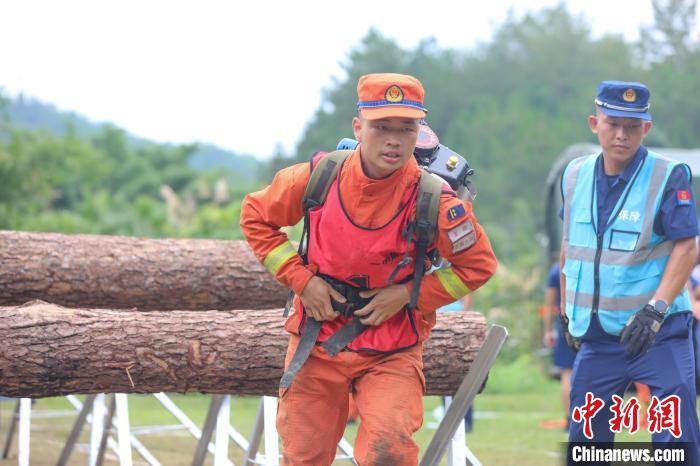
[435,267,471,299]
[263,241,298,275]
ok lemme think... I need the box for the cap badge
[385,85,404,103]
[623,89,636,102]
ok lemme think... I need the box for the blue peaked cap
[595,80,652,120]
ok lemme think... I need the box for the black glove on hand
[559,313,580,352]
[620,304,664,358]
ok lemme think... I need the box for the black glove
[620,304,664,358]
[559,313,580,352]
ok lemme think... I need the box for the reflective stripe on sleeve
[434,267,471,299]
[263,241,298,276]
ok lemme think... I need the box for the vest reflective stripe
[263,241,298,275]
[562,151,691,337]
[566,288,655,311]
[565,241,674,265]
[562,156,587,244]
[434,267,471,299]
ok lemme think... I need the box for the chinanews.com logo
[566,443,688,465]
[566,392,688,465]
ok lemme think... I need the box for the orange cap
[356,73,427,120]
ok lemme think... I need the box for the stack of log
[0,231,487,398]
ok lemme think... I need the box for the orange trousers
[277,335,425,466]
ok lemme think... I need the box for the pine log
[0,302,487,398]
[0,230,288,310]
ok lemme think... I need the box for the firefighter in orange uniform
[240,73,497,466]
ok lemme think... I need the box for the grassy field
[0,359,671,465]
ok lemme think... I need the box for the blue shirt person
[560,81,700,464]
[544,263,576,370]
[542,264,577,430]
[688,262,700,388]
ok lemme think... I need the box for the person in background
[689,252,700,386]
[560,80,700,462]
[541,262,576,429]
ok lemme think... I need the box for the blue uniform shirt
[561,146,699,241]
[546,263,561,309]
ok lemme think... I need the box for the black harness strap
[280,274,374,387]
[319,275,374,356]
[279,318,322,388]
[321,319,369,356]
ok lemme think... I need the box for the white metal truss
[1,393,356,465]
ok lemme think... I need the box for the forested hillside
[3,95,261,181]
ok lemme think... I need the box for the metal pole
[243,399,265,466]
[336,437,356,463]
[57,394,96,466]
[18,398,31,466]
[115,394,133,466]
[443,396,468,466]
[96,395,117,466]
[191,395,224,466]
[263,396,279,465]
[214,395,230,466]
[153,393,230,459]
[227,423,250,452]
[89,394,106,466]
[1,400,20,459]
[420,325,508,466]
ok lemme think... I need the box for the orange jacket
[240,148,497,327]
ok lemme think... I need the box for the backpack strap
[283,150,352,318]
[408,169,444,309]
[302,150,353,211]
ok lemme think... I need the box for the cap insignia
[623,89,636,102]
[385,85,404,103]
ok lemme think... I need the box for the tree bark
[0,302,486,398]
[0,230,288,310]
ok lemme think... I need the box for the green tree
[639,0,698,63]
[641,0,700,147]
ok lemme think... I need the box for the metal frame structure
[421,325,508,466]
[1,393,355,466]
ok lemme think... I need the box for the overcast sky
[1,0,675,158]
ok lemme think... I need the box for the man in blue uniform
[560,81,700,463]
